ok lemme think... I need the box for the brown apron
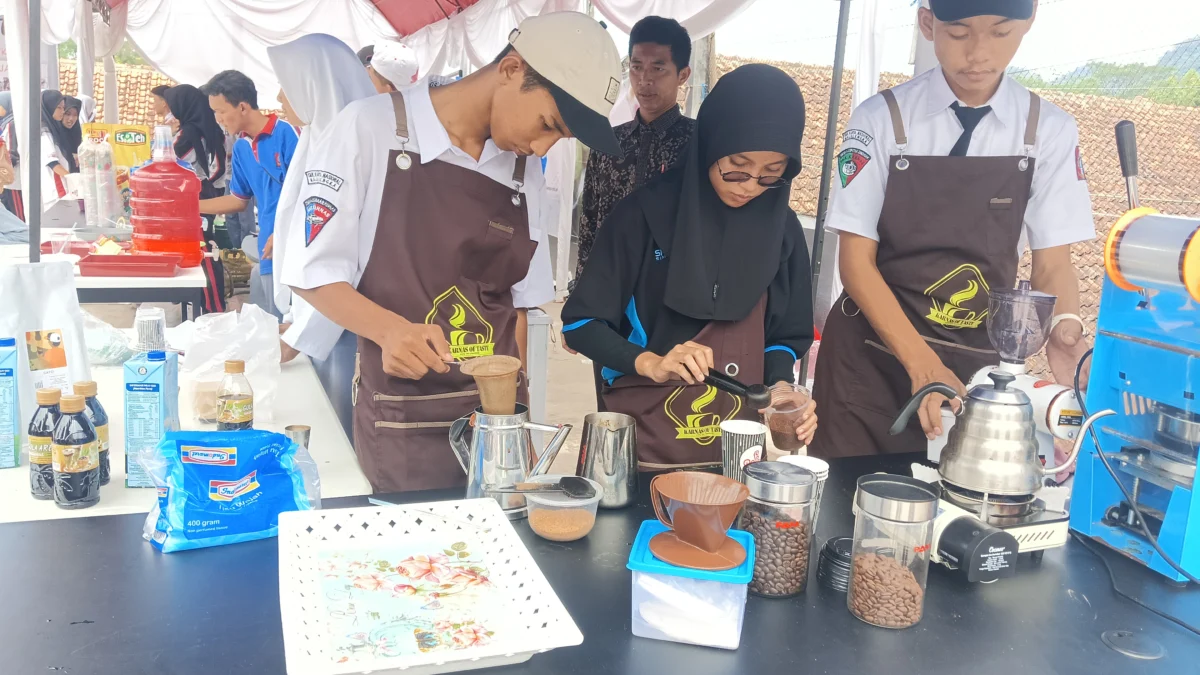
[602,298,766,471]
[353,92,535,492]
[810,89,1041,458]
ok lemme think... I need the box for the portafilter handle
[889,383,961,436]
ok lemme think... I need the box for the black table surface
[3,453,1198,675]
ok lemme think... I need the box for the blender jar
[847,475,938,629]
[738,462,816,597]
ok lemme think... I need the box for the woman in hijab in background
[59,96,85,171]
[163,84,228,205]
[268,33,376,441]
[0,92,20,220]
[39,90,84,226]
[563,64,818,470]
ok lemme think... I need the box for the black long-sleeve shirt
[562,191,814,386]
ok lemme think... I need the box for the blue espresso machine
[1068,122,1200,583]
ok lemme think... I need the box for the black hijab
[638,64,805,322]
[41,90,77,172]
[163,84,227,183]
[61,96,84,170]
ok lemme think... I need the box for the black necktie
[949,102,992,157]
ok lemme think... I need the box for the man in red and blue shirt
[199,70,299,319]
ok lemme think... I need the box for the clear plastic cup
[763,383,812,452]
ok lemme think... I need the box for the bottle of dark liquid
[74,381,110,486]
[28,388,60,500]
[216,359,254,431]
[52,395,101,509]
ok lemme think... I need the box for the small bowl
[525,474,603,542]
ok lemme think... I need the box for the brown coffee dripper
[649,472,750,571]
[460,355,522,415]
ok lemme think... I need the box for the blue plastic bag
[141,429,320,552]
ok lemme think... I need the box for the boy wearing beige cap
[280,12,622,493]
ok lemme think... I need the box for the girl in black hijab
[59,96,84,171]
[162,84,227,196]
[563,64,817,470]
[40,91,74,175]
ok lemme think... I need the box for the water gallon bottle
[129,126,204,267]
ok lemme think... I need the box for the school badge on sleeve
[304,197,337,246]
[837,148,871,187]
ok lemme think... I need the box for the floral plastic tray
[278,499,583,675]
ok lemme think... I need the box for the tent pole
[28,0,42,263]
[799,0,852,383]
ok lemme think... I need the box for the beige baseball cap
[508,12,622,155]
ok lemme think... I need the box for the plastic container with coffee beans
[846,474,938,629]
[738,461,816,598]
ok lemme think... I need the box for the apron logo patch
[842,129,873,146]
[663,385,742,445]
[425,286,495,360]
[837,148,870,187]
[924,264,992,330]
[1075,146,1086,181]
[304,197,337,246]
[305,170,344,192]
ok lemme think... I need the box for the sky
[710,0,1200,79]
[604,0,1200,80]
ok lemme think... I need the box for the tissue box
[626,520,755,650]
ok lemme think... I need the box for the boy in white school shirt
[811,0,1094,460]
[281,12,623,493]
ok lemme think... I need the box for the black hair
[150,85,170,98]
[629,16,691,72]
[492,45,553,92]
[200,70,258,110]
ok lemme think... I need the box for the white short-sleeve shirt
[826,68,1094,254]
[279,81,555,358]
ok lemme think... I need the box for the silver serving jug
[892,371,1111,495]
[576,412,638,509]
[449,404,573,520]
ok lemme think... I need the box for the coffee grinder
[896,282,1110,570]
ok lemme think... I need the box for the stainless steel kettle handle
[889,383,961,436]
[1042,409,1115,476]
[526,422,574,478]
[448,413,474,475]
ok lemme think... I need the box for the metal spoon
[490,476,597,500]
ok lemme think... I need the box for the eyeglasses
[717,160,789,188]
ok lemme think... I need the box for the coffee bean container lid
[779,454,829,480]
[744,461,816,505]
[855,474,939,523]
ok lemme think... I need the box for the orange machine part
[1180,224,1200,303]
[1104,207,1158,292]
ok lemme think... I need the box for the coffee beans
[848,553,925,628]
[740,505,811,597]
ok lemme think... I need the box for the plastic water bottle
[129,126,204,267]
